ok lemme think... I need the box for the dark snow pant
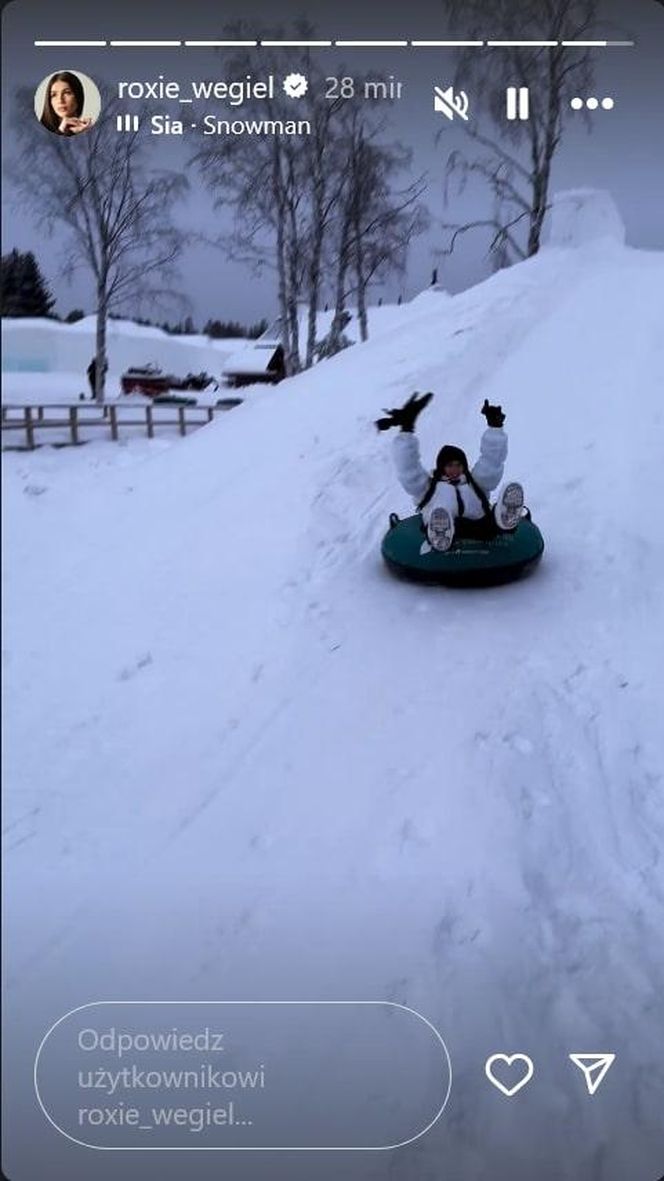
[451,514,498,541]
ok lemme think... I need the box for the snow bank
[1,300,431,403]
[0,315,240,377]
[545,187,627,248]
[1,300,415,382]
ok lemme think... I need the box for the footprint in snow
[503,732,534,755]
[117,651,153,681]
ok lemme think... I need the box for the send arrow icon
[569,1053,616,1095]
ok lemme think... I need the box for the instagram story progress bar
[33,37,636,49]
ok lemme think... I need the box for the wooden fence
[1,399,242,450]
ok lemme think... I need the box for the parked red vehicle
[121,365,219,397]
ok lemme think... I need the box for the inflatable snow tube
[381,514,544,588]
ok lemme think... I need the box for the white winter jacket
[393,428,508,524]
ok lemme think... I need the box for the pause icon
[116,114,140,132]
[506,87,529,121]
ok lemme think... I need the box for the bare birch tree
[194,26,329,375]
[293,69,426,362]
[10,88,187,401]
[195,102,306,376]
[350,143,428,342]
[300,83,348,369]
[441,0,599,263]
[327,108,428,346]
[195,30,428,370]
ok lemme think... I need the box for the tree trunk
[527,49,562,257]
[305,181,325,369]
[276,229,292,375]
[273,149,291,374]
[305,244,322,370]
[354,209,369,343]
[527,178,545,256]
[95,283,108,405]
[528,190,547,255]
[285,203,301,374]
[329,205,352,354]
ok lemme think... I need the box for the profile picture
[34,70,101,136]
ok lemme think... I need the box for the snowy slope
[3,193,664,1181]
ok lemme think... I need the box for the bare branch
[439,219,504,257]
[438,0,602,265]
[8,86,188,400]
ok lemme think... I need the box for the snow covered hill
[3,192,664,1181]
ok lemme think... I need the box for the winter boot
[494,481,524,531]
[427,506,455,552]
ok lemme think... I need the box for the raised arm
[472,400,508,493]
[392,432,431,501]
[375,391,434,503]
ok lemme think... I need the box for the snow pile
[3,193,664,1181]
[1,303,413,379]
[1,302,418,403]
[545,188,627,249]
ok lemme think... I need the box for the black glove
[481,399,505,428]
[375,391,433,433]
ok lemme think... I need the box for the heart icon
[485,1053,534,1097]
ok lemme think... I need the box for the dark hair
[418,444,492,517]
[40,72,85,134]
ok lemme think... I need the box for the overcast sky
[2,0,663,326]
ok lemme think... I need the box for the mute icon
[433,85,469,121]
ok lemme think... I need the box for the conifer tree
[1,249,55,317]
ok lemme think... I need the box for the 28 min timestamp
[325,76,405,100]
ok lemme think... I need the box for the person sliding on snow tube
[376,392,525,553]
